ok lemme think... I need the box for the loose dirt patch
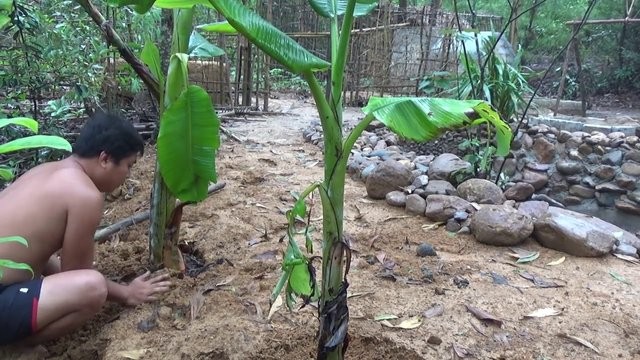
[8,99,640,360]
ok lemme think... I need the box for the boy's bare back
[0,157,103,284]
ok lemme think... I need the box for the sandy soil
[5,98,640,360]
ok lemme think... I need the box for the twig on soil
[220,125,243,142]
[382,215,412,222]
[596,318,629,336]
[94,182,226,242]
[468,319,488,337]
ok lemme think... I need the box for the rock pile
[301,120,640,258]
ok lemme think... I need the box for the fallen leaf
[268,295,283,320]
[519,271,564,288]
[423,304,444,318]
[247,238,265,247]
[465,304,503,327]
[452,343,471,358]
[374,314,399,321]
[469,319,487,337]
[116,349,150,359]
[558,333,600,354]
[380,316,422,329]
[304,160,319,168]
[516,252,540,264]
[486,271,509,285]
[375,252,386,264]
[216,276,235,287]
[609,270,631,285]
[613,253,640,265]
[509,247,537,258]
[546,256,566,266]
[190,291,205,321]
[422,222,444,231]
[347,291,374,299]
[494,332,510,345]
[524,308,562,318]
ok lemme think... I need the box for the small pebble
[427,335,442,345]
[416,243,437,257]
[453,210,469,221]
[421,266,434,283]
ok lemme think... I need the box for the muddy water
[567,199,640,234]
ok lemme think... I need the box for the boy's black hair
[73,112,144,163]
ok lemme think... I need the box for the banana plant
[0,116,72,279]
[105,0,511,358]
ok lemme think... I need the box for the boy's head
[73,112,144,192]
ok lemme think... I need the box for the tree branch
[94,182,226,242]
[75,0,161,100]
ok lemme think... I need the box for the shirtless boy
[0,112,171,346]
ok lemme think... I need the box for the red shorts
[0,278,42,345]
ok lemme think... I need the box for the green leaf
[362,97,512,157]
[308,0,378,18]
[140,41,165,87]
[0,259,33,278]
[0,135,72,155]
[0,236,28,247]
[0,14,10,30]
[154,0,213,8]
[157,85,220,203]
[609,270,631,285]
[197,21,238,34]
[289,263,312,296]
[516,251,539,264]
[208,0,329,74]
[188,31,225,57]
[106,0,156,13]
[0,166,13,181]
[0,117,38,133]
[0,0,11,10]
[291,198,307,219]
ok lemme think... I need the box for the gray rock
[566,175,582,184]
[586,153,602,165]
[425,180,457,196]
[595,192,618,207]
[569,185,596,199]
[593,145,606,156]
[626,136,640,146]
[567,150,583,161]
[532,137,556,164]
[446,218,462,233]
[413,188,426,198]
[582,176,599,188]
[526,162,551,172]
[424,195,475,222]
[385,191,407,207]
[493,158,517,177]
[457,226,471,235]
[556,161,583,175]
[558,130,572,143]
[522,170,549,190]
[593,165,616,181]
[616,196,640,215]
[628,190,640,204]
[621,161,640,176]
[614,243,638,258]
[365,160,413,199]
[405,194,427,215]
[595,182,627,194]
[416,243,437,257]
[531,193,565,208]
[411,175,429,188]
[470,205,534,246]
[517,201,549,220]
[616,174,637,191]
[504,182,535,201]
[586,132,609,146]
[602,150,623,166]
[578,143,593,155]
[453,210,469,221]
[361,163,377,180]
[533,207,617,257]
[456,179,506,205]
[563,196,583,205]
[427,153,472,182]
[624,150,640,163]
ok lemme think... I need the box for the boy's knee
[80,270,108,311]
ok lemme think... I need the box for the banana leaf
[363,97,511,156]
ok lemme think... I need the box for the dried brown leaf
[423,304,444,318]
[613,253,640,265]
[115,349,150,359]
[452,343,471,358]
[267,295,283,321]
[380,316,422,329]
[519,271,564,288]
[465,304,503,327]
[524,308,562,318]
[546,256,566,266]
[375,252,386,264]
[190,291,205,321]
[558,333,600,354]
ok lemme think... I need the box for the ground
[6,98,640,360]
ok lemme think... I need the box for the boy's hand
[126,271,172,306]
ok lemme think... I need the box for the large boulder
[365,160,412,199]
[470,205,534,246]
[457,179,506,204]
[427,153,471,182]
[533,207,621,257]
[424,195,475,222]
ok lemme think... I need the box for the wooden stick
[94,182,226,242]
[220,125,243,142]
[565,18,640,25]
